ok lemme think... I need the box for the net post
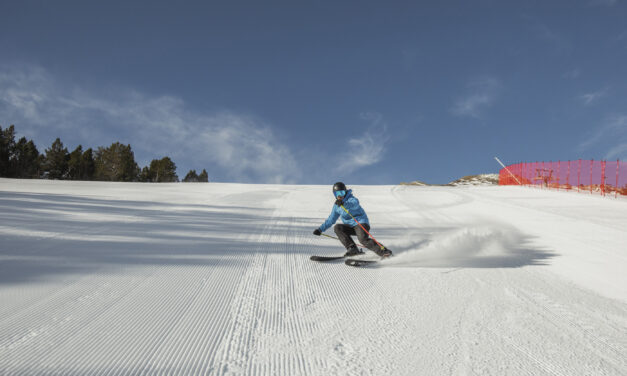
[601,160,606,196]
[614,159,620,198]
[567,160,571,190]
[577,159,581,193]
[557,159,562,191]
[590,160,593,194]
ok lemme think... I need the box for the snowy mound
[400,174,499,186]
[399,180,429,186]
[447,173,499,186]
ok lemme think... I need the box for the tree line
[0,124,209,183]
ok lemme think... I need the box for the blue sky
[1,1,626,184]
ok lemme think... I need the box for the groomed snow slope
[0,179,625,375]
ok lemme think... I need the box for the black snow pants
[333,223,379,252]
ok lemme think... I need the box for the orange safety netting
[499,160,627,197]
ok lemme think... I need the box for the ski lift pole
[320,233,366,248]
[494,156,522,185]
[339,205,386,250]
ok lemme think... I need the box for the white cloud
[0,65,300,183]
[335,112,388,173]
[579,87,608,106]
[579,115,627,159]
[606,143,627,160]
[451,77,501,119]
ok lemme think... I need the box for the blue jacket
[319,189,370,232]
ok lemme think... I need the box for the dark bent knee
[334,224,344,235]
[355,225,370,242]
[356,231,370,243]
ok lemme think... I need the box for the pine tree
[43,138,69,179]
[66,145,95,181]
[94,142,140,181]
[161,157,178,182]
[139,166,152,182]
[183,170,199,182]
[144,157,178,182]
[81,148,95,180]
[13,137,41,178]
[198,169,209,182]
[67,145,84,180]
[0,125,17,177]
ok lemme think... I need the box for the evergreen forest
[0,124,209,183]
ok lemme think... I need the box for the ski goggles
[334,190,346,198]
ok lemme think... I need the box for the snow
[0,178,626,375]
[447,173,500,186]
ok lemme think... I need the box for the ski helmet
[333,182,347,193]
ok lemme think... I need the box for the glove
[335,198,343,207]
[313,229,322,236]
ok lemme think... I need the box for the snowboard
[309,255,346,262]
[310,249,366,262]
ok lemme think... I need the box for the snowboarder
[313,182,392,258]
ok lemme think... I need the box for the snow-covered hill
[447,173,500,186]
[398,180,428,186]
[400,173,499,186]
[0,179,625,375]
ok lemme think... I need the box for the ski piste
[345,254,393,267]
[344,258,379,267]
